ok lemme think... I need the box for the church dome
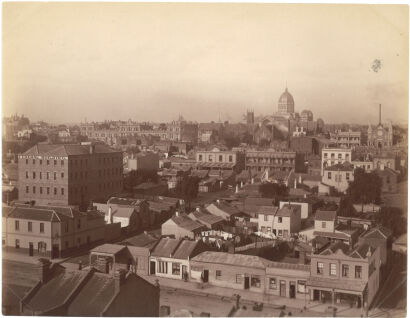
[277,87,295,114]
[278,88,294,104]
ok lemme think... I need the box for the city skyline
[3,3,409,125]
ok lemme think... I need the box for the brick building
[245,150,300,173]
[18,143,123,206]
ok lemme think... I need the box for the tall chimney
[379,104,382,125]
[114,269,127,294]
[108,206,113,224]
[37,258,52,283]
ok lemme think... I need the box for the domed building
[277,88,295,114]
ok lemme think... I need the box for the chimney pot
[114,269,127,293]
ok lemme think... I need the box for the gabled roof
[191,251,272,269]
[320,241,350,255]
[376,168,399,176]
[257,206,279,215]
[6,206,73,222]
[189,209,224,226]
[150,237,182,257]
[91,244,127,255]
[276,204,301,217]
[122,232,159,248]
[172,240,203,260]
[350,243,376,259]
[169,214,205,232]
[315,210,337,221]
[206,202,241,217]
[25,266,89,312]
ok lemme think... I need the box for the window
[40,187,43,194]
[236,274,244,284]
[25,171,29,179]
[54,160,57,165]
[346,173,350,181]
[338,153,342,159]
[328,172,332,179]
[65,222,69,232]
[47,160,50,165]
[264,215,268,221]
[15,239,20,249]
[47,187,50,195]
[40,159,43,165]
[40,172,42,180]
[330,263,337,276]
[54,187,57,195]
[40,223,44,233]
[77,219,81,229]
[54,172,57,180]
[251,275,261,288]
[355,266,362,279]
[219,155,223,162]
[158,261,168,274]
[32,159,35,164]
[269,278,277,289]
[342,264,349,277]
[278,229,283,236]
[229,155,233,162]
[32,172,36,179]
[172,263,181,275]
[47,172,50,180]
[61,160,64,166]
[32,186,36,194]
[26,186,29,194]
[61,172,64,179]
[61,188,64,195]
[278,217,282,223]
[317,262,324,274]
[297,280,307,293]
[28,222,32,232]
[15,220,19,231]
[26,159,28,164]
[322,222,326,229]
[324,153,328,158]
[216,270,222,280]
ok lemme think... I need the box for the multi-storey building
[245,150,297,173]
[307,242,381,314]
[3,204,105,258]
[367,104,393,149]
[321,148,352,175]
[196,149,245,172]
[336,130,361,149]
[18,143,123,206]
[322,162,355,193]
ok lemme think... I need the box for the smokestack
[379,104,382,125]
[294,178,297,189]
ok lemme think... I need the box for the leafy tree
[241,132,254,145]
[375,207,407,237]
[259,138,270,147]
[259,183,289,199]
[337,196,356,217]
[222,133,241,149]
[347,168,382,204]
[175,176,200,210]
[123,169,158,191]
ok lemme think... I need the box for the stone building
[18,143,123,206]
[367,104,393,149]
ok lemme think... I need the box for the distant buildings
[245,150,297,173]
[321,162,355,193]
[336,130,361,149]
[195,148,245,172]
[321,147,352,176]
[18,143,123,206]
[125,152,159,172]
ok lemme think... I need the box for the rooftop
[191,251,272,269]
[315,210,337,221]
[22,143,118,157]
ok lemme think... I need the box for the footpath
[140,274,363,317]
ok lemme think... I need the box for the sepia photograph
[1,2,409,317]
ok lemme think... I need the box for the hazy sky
[3,3,409,125]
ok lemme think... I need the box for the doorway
[244,276,250,289]
[51,244,59,259]
[280,280,286,297]
[202,270,209,283]
[313,289,320,301]
[29,242,33,256]
[150,261,156,275]
[289,282,296,298]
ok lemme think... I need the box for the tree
[337,196,356,217]
[241,132,254,145]
[259,183,288,199]
[223,133,240,149]
[175,176,200,210]
[347,168,382,204]
[375,207,407,237]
